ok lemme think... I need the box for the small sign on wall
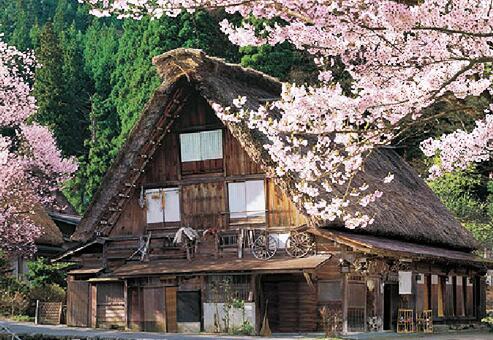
[398,271,412,294]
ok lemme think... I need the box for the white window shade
[180,132,202,162]
[146,188,181,223]
[164,188,180,222]
[146,189,164,224]
[399,271,413,295]
[180,130,223,162]
[228,182,246,218]
[200,130,223,160]
[246,180,265,217]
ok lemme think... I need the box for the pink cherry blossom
[0,39,77,256]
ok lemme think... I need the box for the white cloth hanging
[173,227,200,244]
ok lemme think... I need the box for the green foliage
[26,258,72,288]
[11,314,33,322]
[33,22,90,157]
[429,169,493,246]
[30,284,65,302]
[0,275,30,317]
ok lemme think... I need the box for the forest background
[2,0,492,248]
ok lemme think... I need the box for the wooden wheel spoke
[286,232,313,258]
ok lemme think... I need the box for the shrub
[30,284,66,303]
[0,289,30,316]
[26,258,72,288]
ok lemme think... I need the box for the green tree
[34,22,89,157]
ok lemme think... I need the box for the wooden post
[90,284,97,328]
[342,273,348,334]
[34,300,39,325]
[124,280,128,330]
[238,229,244,259]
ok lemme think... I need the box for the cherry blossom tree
[0,39,77,256]
[81,0,493,228]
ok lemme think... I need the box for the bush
[0,289,30,316]
[30,284,66,303]
[26,258,72,288]
[233,320,255,335]
[482,316,493,331]
[11,315,33,322]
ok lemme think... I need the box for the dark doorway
[383,283,399,330]
[177,291,201,327]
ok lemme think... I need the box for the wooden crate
[397,309,414,333]
[416,310,433,333]
[36,301,63,325]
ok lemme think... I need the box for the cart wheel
[251,234,277,259]
[286,232,314,258]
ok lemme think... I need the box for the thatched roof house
[64,49,491,334]
[72,48,477,251]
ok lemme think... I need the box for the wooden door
[142,287,166,332]
[262,274,317,333]
[96,282,125,329]
[347,280,366,332]
[67,280,90,327]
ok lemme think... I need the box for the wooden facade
[62,48,491,335]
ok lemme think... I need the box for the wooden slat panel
[37,302,62,325]
[166,287,178,333]
[224,129,263,176]
[263,274,317,333]
[110,187,146,237]
[455,276,465,317]
[267,179,307,229]
[182,182,226,229]
[430,275,439,318]
[445,278,454,317]
[96,282,125,328]
[67,280,90,327]
[142,287,166,332]
[465,278,474,317]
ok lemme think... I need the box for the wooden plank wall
[182,182,226,229]
[165,287,178,332]
[96,282,126,329]
[66,279,90,327]
[266,179,307,229]
[262,274,317,333]
[104,89,309,259]
[224,129,263,176]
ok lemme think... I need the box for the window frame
[227,179,266,219]
[179,129,223,163]
[145,187,181,224]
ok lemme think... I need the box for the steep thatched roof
[31,202,64,246]
[72,48,478,251]
[7,192,64,247]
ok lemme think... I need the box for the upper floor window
[145,188,180,223]
[179,129,223,162]
[228,180,265,219]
